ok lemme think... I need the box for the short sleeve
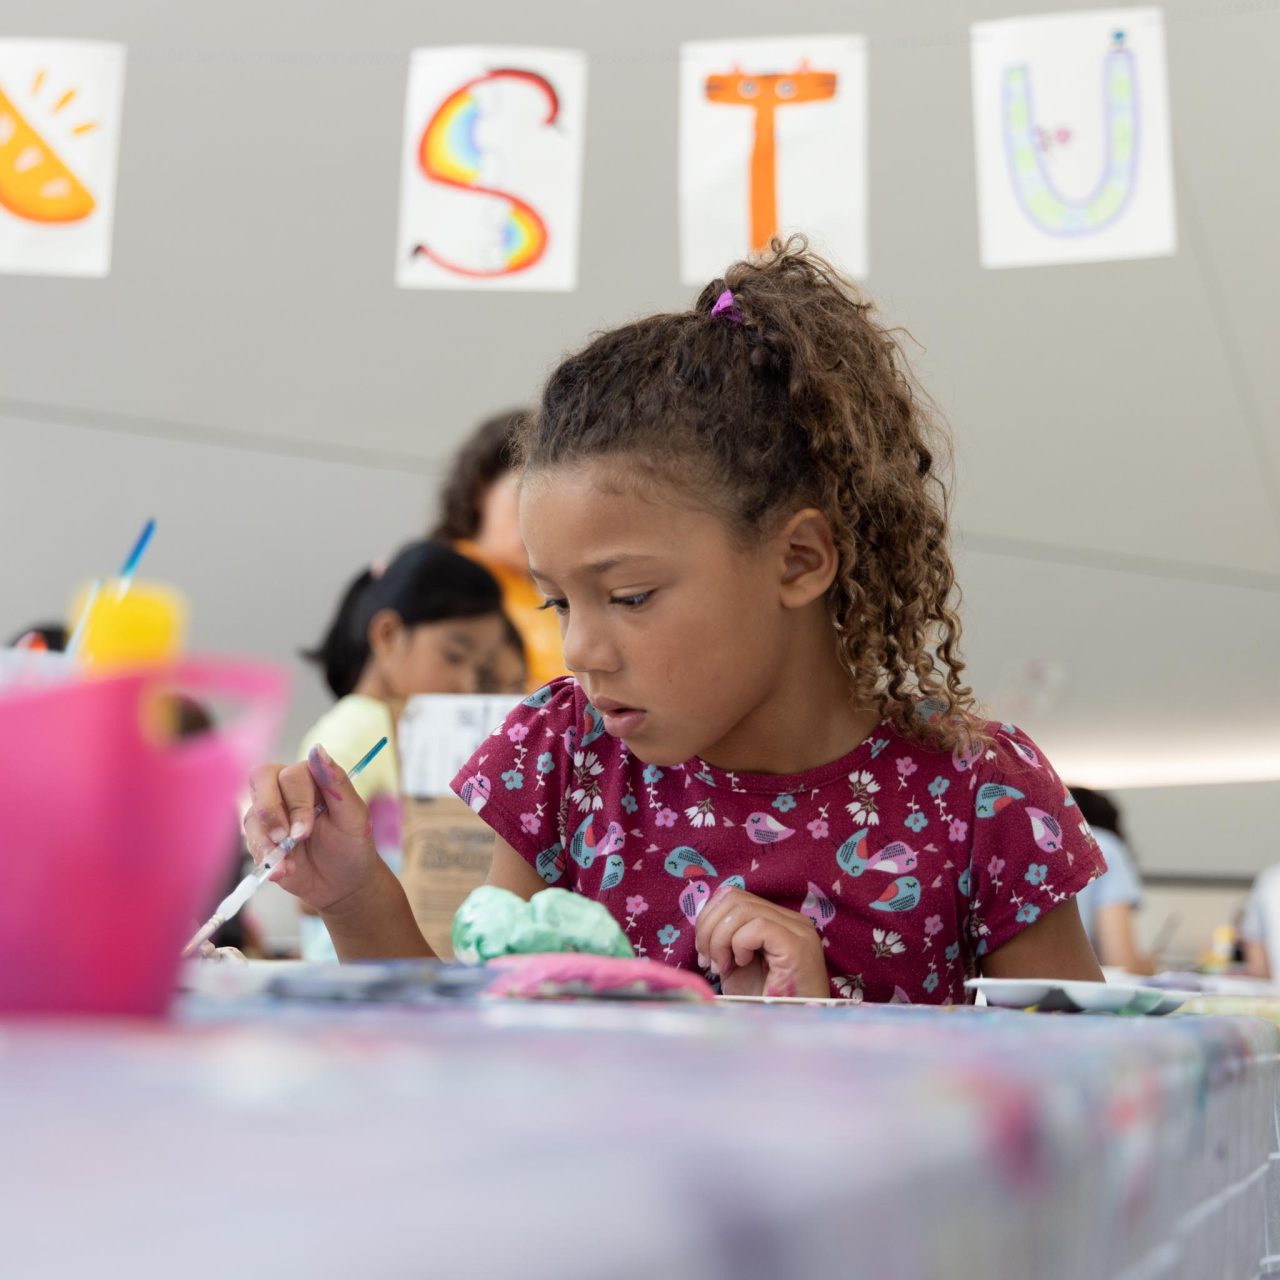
[1084,830,1143,908]
[965,725,1107,957]
[448,677,582,875]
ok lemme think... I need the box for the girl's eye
[611,592,651,609]
[444,650,468,666]
[538,598,569,614]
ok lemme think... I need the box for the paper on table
[397,693,523,799]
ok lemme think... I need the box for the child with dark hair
[6,623,68,651]
[295,540,506,959]
[482,614,528,696]
[431,409,566,691]
[249,240,1105,1000]
[1068,786,1154,974]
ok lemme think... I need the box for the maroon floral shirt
[451,678,1105,1003]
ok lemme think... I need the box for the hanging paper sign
[971,8,1176,269]
[679,34,868,285]
[0,39,126,277]
[395,46,586,291]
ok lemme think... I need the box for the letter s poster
[395,46,586,291]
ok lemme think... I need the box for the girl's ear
[365,608,405,661]
[775,508,840,609]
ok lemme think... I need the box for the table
[2,982,1278,1279]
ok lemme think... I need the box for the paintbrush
[66,518,157,658]
[114,517,156,599]
[182,736,389,958]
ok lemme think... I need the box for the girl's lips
[599,707,647,737]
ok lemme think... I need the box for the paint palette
[182,958,498,1003]
[965,977,1194,1015]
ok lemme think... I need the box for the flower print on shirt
[685,797,716,828]
[833,974,866,1001]
[846,771,881,826]
[451,679,1105,1005]
[571,751,604,812]
[871,928,906,958]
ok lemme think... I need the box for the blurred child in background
[1070,786,1156,975]
[431,410,566,691]
[296,540,506,960]
[483,615,528,695]
[1241,864,1280,979]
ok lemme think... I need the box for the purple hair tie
[711,288,743,324]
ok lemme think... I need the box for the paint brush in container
[66,518,157,659]
[115,517,156,599]
[182,735,389,958]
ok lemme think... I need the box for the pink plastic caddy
[0,659,287,1015]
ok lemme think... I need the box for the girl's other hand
[243,744,381,914]
[694,886,830,999]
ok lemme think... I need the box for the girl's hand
[694,886,830,999]
[243,744,381,915]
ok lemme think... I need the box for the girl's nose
[561,614,614,676]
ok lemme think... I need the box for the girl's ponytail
[302,568,379,699]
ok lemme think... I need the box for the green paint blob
[452,886,635,964]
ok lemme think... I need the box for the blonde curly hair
[516,237,981,753]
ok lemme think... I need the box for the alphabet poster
[0,39,126,277]
[971,8,1176,269]
[395,46,587,291]
[679,35,868,285]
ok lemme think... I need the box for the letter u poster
[970,8,1176,269]
[678,35,868,285]
[395,46,587,291]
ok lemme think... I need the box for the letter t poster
[679,35,868,285]
[395,46,586,291]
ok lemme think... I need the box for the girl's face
[371,613,506,698]
[520,462,799,768]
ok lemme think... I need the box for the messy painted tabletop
[3,972,1278,1280]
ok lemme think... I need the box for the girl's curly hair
[515,237,980,752]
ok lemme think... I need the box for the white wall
[1115,780,1280,880]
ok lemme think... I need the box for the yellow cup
[69,580,188,671]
